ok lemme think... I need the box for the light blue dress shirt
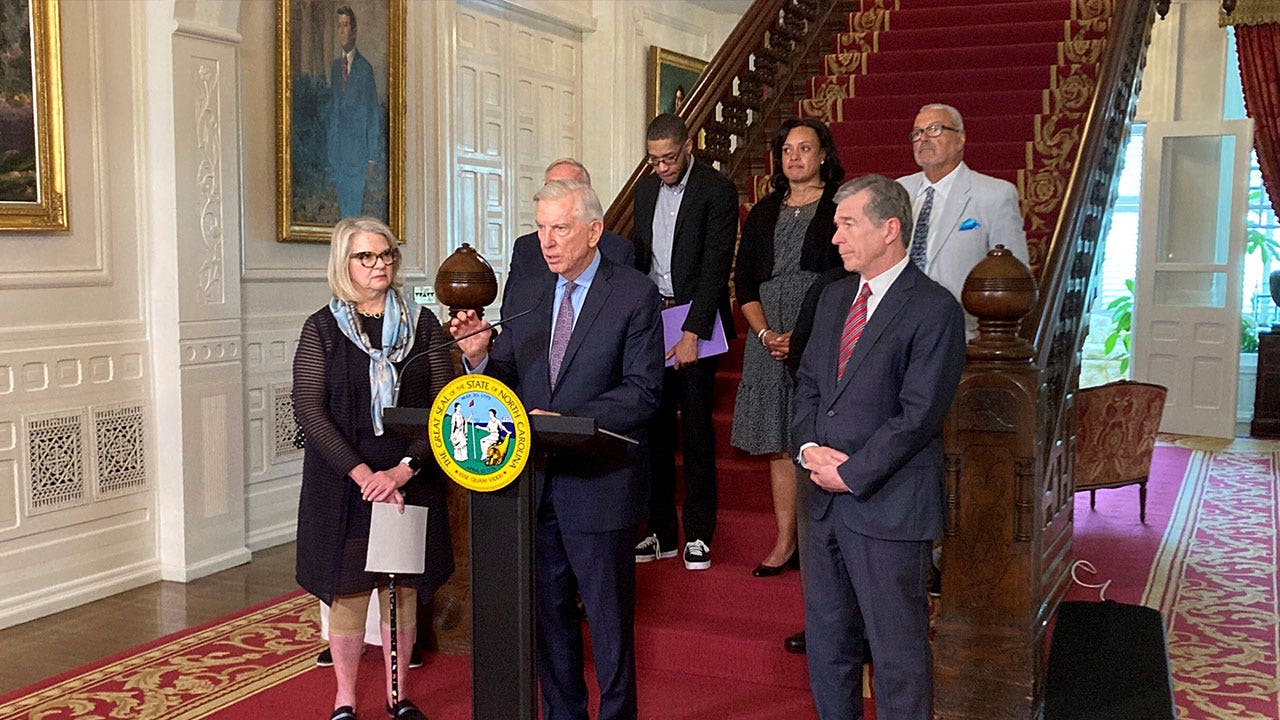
[649,157,695,297]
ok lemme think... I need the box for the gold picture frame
[649,46,706,120]
[0,0,67,231]
[276,0,404,243]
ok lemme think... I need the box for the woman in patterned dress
[731,118,845,576]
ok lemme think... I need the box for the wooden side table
[1251,329,1280,437]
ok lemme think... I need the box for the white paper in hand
[366,502,428,575]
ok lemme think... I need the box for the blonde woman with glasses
[293,217,456,720]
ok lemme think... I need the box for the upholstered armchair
[1074,380,1168,523]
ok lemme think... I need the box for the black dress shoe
[386,699,428,719]
[784,630,806,654]
[330,706,356,720]
[752,549,799,577]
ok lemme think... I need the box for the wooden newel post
[934,246,1066,719]
[426,243,500,654]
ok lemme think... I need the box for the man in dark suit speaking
[451,179,664,720]
[793,174,966,719]
[501,158,635,319]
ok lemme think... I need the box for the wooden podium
[383,408,630,720]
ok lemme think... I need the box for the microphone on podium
[391,295,544,404]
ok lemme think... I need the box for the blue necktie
[910,186,934,270]
[549,281,576,390]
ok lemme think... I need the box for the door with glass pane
[1134,120,1252,438]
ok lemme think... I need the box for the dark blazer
[500,230,636,319]
[734,186,841,306]
[633,158,739,340]
[792,262,966,541]
[485,253,666,532]
[293,308,455,605]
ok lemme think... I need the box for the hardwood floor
[0,543,299,695]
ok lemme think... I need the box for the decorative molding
[25,411,87,514]
[473,0,598,34]
[173,20,243,46]
[194,57,225,306]
[179,337,241,367]
[0,558,159,631]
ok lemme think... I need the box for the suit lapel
[928,164,973,268]
[830,266,917,401]
[550,258,612,394]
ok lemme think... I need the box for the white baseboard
[0,561,161,631]
[159,546,252,583]
[247,520,296,552]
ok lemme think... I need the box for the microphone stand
[391,305,537,404]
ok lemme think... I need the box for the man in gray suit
[793,174,966,719]
[897,103,1028,330]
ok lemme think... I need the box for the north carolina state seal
[428,375,531,491]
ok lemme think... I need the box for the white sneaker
[683,540,711,570]
[634,533,678,563]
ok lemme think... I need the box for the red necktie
[837,284,872,379]
[341,56,349,90]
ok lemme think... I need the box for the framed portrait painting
[0,0,67,231]
[276,0,404,243]
[649,47,706,119]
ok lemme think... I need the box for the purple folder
[661,303,729,367]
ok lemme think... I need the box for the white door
[1133,120,1253,438]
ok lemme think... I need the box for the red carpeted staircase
[628,0,1114,716]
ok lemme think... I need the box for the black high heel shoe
[752,549,799,577]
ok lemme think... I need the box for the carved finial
[435,243,498,318]
[961,245,1037,361]
[1222,0,1237,15]
[1155,0,1171,19]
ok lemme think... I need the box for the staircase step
[805,89,1047,123]
[837,20,1071,53]
[634,510,807,688]
[812,65,1056,98]
[830,115,1038,147]
[848,1,1070,32]
[826,41,1064,75]
[837,141,1028,178]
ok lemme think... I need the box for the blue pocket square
[959,218,980,231]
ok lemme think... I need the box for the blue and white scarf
[328,290,414,435]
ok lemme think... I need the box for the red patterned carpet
[1069,442,1280,719]
[3,440,1271,718]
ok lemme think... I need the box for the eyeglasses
[908,123,961,142]
[349,249,400,268]
[645,151,683,167]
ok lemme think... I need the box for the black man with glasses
[897,103,1029,335]
[631,113,738,571]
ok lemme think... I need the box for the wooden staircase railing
[934,1,1157,718]
[602,0,844,238]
